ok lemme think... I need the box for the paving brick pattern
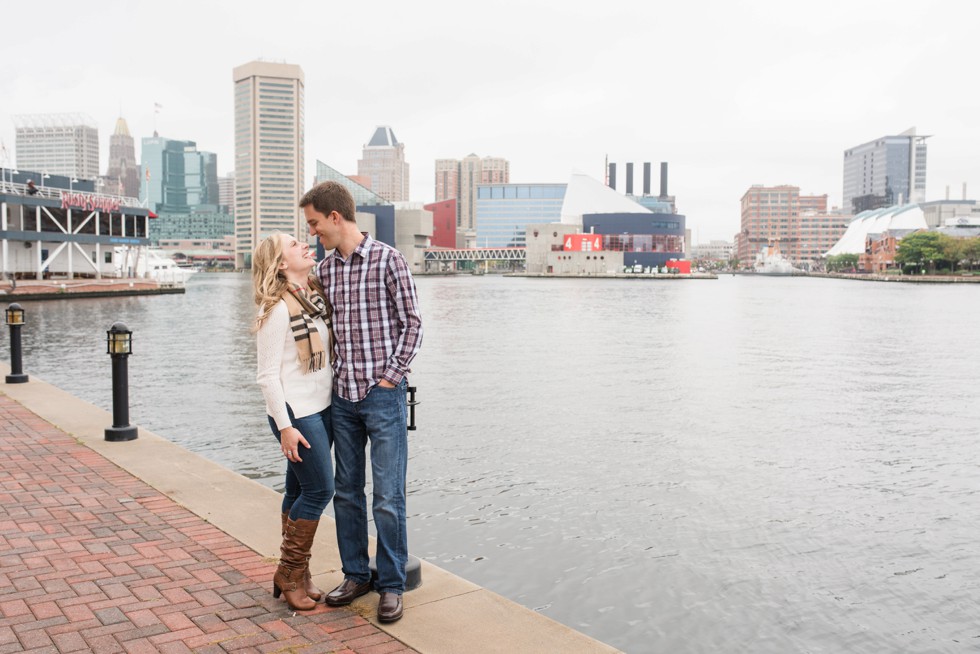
[0,394,417,654]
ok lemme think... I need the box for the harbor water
[6,273,979,653]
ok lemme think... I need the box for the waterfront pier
[0,369,619,653]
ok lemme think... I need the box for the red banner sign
[60,191,121,214]
[563,234,603,252]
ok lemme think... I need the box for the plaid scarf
[281,281,330,373]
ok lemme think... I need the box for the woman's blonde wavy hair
[252,233,288,330]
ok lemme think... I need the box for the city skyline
[1,0,977,242]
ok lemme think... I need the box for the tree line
[825,232,980,274]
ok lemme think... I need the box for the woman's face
[278,234,315,275]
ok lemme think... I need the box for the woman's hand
[281,426,310,463]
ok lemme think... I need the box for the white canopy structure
[559,173,651,225]
[825,204,927,256]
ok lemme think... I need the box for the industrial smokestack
[659,162,668,199]
[964,182,968,200]
[608,163,617,190]
[643,163,651,196]
[946,185,950,200]
[626,163,634,195]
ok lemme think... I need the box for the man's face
[304,205,339,251]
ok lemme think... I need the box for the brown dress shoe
[325,578,373,606]
[377,592,403,623]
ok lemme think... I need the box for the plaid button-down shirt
[316,234,423,402]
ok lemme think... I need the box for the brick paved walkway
[0,394,417,654]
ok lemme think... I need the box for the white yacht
[114,247,199,286]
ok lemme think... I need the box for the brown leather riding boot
[272,517,320,611]
[280,512,323,602]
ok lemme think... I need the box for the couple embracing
[253,181,423,623]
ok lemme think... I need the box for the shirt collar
[329,232,373,263]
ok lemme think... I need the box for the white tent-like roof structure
[560,173,651,225]
[825,204,927,256]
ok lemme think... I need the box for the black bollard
[369,554,423,591]
[5,303,28,384]
[407,385,419,431]
[104,322,138,442]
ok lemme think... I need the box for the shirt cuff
[382,369,404,386]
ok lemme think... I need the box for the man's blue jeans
[268,405,335,521]
[331,380,408,594]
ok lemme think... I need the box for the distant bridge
[423,247,525,262]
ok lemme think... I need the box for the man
[300,181,422,623]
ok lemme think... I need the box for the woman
[253,233,334,611]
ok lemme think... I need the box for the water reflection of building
[0,168,151,279]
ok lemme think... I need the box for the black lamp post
[5,303,28,384]
[105,322,138,442]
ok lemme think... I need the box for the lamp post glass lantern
[5,303,28,383]
[105,322,137,441]
[106,324,132,355]
[5,304,24,325]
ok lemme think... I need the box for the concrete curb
[0,365,620,654]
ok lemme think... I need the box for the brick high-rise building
[434,154,509,247]
[737,185,845,266]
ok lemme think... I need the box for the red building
[424,198,456,248]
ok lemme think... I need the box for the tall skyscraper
[13,113,99,179]
[842,127,928,214]
[233,60,305,268]
[105,117,140,198]
[357,126,409,202]
[434,154,509,247]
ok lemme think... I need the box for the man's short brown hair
[299,181,356,222]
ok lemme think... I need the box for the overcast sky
[1,0,977,242]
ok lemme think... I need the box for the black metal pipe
[643,162,651,196]
[407,385,419,431]
[625,163,634,195]
[608,163,617,190]
[6,323,27,384]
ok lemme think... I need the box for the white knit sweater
[256,300,332,431]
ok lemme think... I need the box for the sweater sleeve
[255,301,292,431]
